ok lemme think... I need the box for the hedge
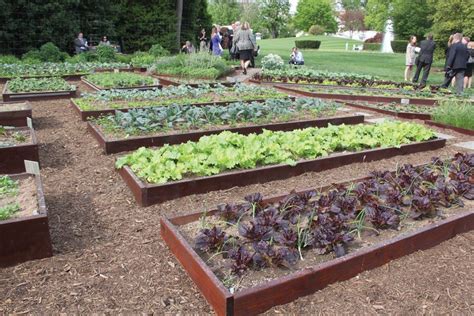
[363,43,382,51]
[295,40,321,49]
[391,40,407,53]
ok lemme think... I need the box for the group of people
[196,21,258,74]
[405,33,474,94]
[74,32,111,54]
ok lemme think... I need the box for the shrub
[21,50,42,62]
[150,53,230,79]
[261,54,284,70]
[295,40,321,49]
[0,55,20,64]
[149,44,170,57]
[116,54,133,64]
[363,43,382,51]
[131,52,155,67]
[22,42,68,62]
[39,42,68,62]
[364,32,383,43]
[308,25,325,35]
[391,40,407,53]
[96,45,117,62]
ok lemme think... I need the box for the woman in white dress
[405,36,417,81]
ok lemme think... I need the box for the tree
[365,0,391,32]
[294,0,337,33]
[340,10,365,37]
[207,0,241,25]
[181,0,212,46]
[176,0,183,48]
[341,0,366,10]
[258,0,291,38]
[429,0,474,43]
[115,0,177,52]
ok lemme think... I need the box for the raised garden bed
[89,114,364,154]
[345,101,433,120]
[71,94,293,121]
[155,75,235,88]
[0,73,84,84]
[161,153,474,315]
[425,120,474,136]
[0,173,53,267]
[275,85,438,106]
[2,78,77,102]
[80,73,162,91]
[0,101,32,127]
[117,122,445,206]
[0,126,39,174]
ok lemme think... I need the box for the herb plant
[85,72,155,88]
[432,100,474,130]
[116,122,436,184]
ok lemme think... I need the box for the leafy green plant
[7,77,74,93]
[0,175,20,221]
[85,72,155,88]
[0,203,20,220]
[116,121,435,184]
[432,101,474,130]
[261,54,285,70]
[131,52,156,67]
[0,175,19,197]
[0,62,130,78]
[76,83,288,111]
[149,44,170,57]
[96,45,117,62]
[94,98,341,136]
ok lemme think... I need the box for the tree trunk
[176,0,183,50]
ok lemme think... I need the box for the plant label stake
[24,160,40,175]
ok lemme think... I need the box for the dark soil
[0,80,473,314]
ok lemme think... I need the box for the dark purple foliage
[195,226,228,252]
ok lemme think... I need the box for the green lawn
[257,35,447,84]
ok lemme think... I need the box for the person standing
[198,29,208,52]
[465,41,474,89]
[412,34,436,86]
[404,36,417,81]
[441,33,470,95]
[211,26,222,56]
[233,21,256,74]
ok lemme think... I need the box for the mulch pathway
[0,80,473,314]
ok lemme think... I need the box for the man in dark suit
[441,33,470,95]
[412,34,436,86]
[74,32,88,54]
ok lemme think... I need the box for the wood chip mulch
[0,81,473,314]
